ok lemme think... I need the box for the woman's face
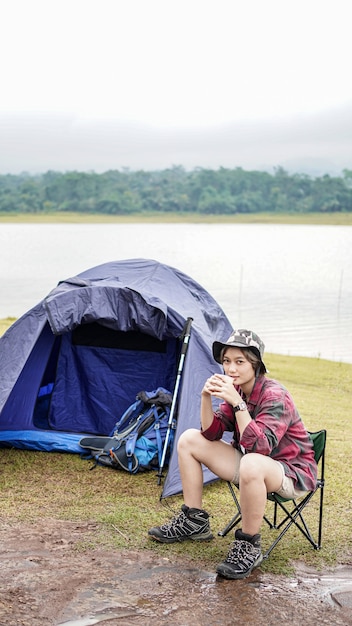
[222,347,256,389]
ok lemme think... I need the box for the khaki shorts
[275,461,307,499]
[231,450,307,499]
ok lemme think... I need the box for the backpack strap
[79,436,116,452]
[152,405,170,465]
[109,438,139,473]
[107,405,156,472]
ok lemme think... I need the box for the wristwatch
[233,401,247,413]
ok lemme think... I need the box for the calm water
[0,223,351,363]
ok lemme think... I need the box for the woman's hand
[202,373,241,406]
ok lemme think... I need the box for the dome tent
[0,258,233,498]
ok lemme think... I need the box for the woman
[148,329,317,579]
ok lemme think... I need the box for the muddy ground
[0,518,351,626]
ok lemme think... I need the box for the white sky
[1,0,352,174]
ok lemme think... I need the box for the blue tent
[0,259,232,497]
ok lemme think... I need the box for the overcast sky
[1,0,352,175]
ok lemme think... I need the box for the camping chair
[218,430,326,560]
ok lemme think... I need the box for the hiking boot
[148,504,213,543]
[216,529,263,579]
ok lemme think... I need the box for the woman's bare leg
[177,428,240,509]
[239,453,283,536]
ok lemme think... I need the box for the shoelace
[160,511,187,532]
[226,539,259,564]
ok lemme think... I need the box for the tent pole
[157,317,193,485]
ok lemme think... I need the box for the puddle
[57,613,134,626]
[293,562,352,609]
[58,618,111,626]
[55,561,352,626]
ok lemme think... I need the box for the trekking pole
[157,316,193,484]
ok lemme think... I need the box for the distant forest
[1,166,352,215]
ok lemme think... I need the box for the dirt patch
[0,519,351,626]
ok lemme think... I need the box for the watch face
[234,402,247,412]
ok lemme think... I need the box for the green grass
[0,211,352,225]
[0,317,351,574]
[0,317,16,336]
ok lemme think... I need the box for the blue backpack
[79,387,173,473]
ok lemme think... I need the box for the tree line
[1,166,352,215]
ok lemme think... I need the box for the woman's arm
[200,374,236,439]
[200,392,216,431]
[205,373,252,437]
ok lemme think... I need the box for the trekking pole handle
[181,317,193,349]
[177,316,193,369]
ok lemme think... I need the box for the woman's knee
[239,453,283,491]
[177,428,202,453]
[239,453,264,482]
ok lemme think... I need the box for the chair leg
[218,483,241,537]
[263,489,323,559]
[217,512,241,537]
[317,479,324,548]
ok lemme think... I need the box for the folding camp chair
[218,430,326,560]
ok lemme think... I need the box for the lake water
[0,222,351,363]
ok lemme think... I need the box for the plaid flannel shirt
[201,375,317,492]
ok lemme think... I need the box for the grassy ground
[0,317,16,336]
[0,211,352,225]
[0,317,351,575]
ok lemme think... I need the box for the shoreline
[0,211,352,225]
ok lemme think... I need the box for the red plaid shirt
[201,375,317,492]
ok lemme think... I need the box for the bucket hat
[212,329,267,373]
